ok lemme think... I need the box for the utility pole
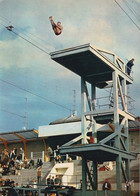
[73,89,77,115]
[23,97,28,130]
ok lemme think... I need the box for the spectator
[32,179,37,188]
[24,159,29,169]
[29,158,34,169]
[51,176,54,186]
[37,157,43,168]
[15,182,19,188]
[9,150,14,160]
[78,179,82,189]
[55,145,62,163]
[1,149,9,165]
[10,179,15,186]
[5,178,10,186]
[55,155,61,164]
[2,164,9,175]
[55,145,59,157]
[9,158,15,168]
[67,156,72,162]
[37,167,42,184]
[47,147,53,162]
[54,175,61,186]
[1,188,6,196]
[13,148,17,159]
[7,184,19,196]
[19,148,24,161]
[47,175,51,185]
[0,163,3,175]
[102,179,111,196]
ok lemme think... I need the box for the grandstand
[0,115,139,195]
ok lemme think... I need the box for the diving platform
[85,108,135,124]
[50,43,133,88]
[59,144,136,162]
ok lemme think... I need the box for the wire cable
[128,0,140,17]
[0,21,50,56]
[0,67,78,97]
[114,0,140,30]
[0,21,74,113]
[0,15,53,52]
[123,0,140,22]
[0,78,73,112]
[0,109,25,118]
[12,30,50,55]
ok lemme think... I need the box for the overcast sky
[0,0,139,132]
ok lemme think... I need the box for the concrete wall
[0,140,45,160]
[26,140,44,158]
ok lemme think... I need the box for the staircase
[41,161,53,184]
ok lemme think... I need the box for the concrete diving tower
[50,43,136,196]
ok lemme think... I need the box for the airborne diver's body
[49,16,63,35]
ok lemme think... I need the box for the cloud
[0,0,139,132]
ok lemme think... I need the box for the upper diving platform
[50,43,133,88]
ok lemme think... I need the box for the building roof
[0,129,39,144]
[49,115,81,125]
[0,116,139,145]
[128,119,140,131]
[50,115,140,130]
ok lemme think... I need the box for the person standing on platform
[126,58,134,75]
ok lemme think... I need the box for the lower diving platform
[59,144,136,162]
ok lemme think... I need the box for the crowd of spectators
[0,176,16,195]
[46,174,61,186]
[0,176,39,196]
[0,148,36,177]
[50,145,73,164]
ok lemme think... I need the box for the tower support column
[116,155,122,195]
[91,84,97,143]
[81,78,87,144]
[112,71,120,148]
[92,161,98,190]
